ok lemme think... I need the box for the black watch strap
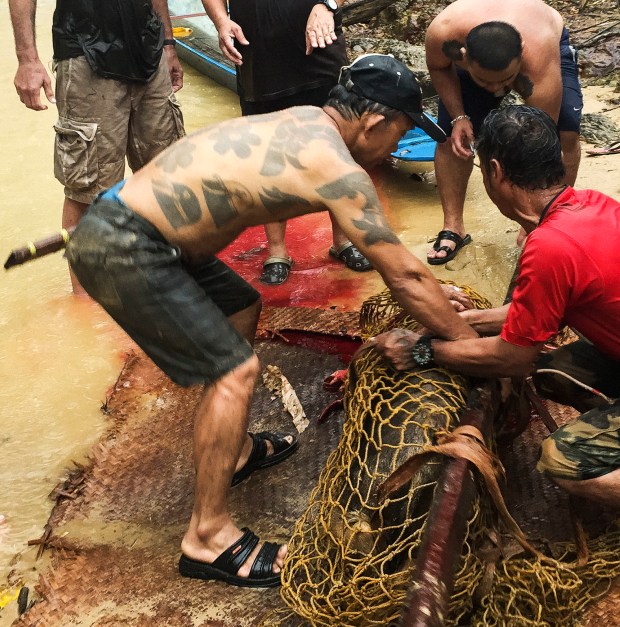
[317,0,338,12]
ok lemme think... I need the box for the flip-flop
[179,527,282,588]
[232,431,298,487]
[585,141,620,156]
[329,241,372,272]
[427,230,472,265]
[259,256,293,285]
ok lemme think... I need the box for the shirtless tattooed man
[424,0,583,264]
[66,55,475,588]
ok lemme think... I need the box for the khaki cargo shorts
[53,55,185,204]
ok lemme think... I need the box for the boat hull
[169,0,237,92]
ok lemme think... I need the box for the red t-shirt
[501,187,620,360]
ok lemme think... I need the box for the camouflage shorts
[533,339,620,480]
[537,399,620,480]
[532,339,620,409]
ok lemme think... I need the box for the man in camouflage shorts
[533,340,620,498]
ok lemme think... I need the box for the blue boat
[169,0,237,92]
[391,125,438,163]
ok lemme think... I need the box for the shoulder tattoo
[211,124,262,159]
[261,118,347,176]
[442,40,464,61]
[513,73,534,99]
[316,172,400,247]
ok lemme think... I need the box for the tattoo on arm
[258,186,311,214]
[152,180,202,230]
[513,73,534,99]
[317,172,400,246]
[442,40,464,61]
[201,176,252,227]
[155,141,196,173]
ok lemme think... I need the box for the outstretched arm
[152,0,184,91]
[9,0,55,110]
[320,168,477,340]
[370,330,542,377]
[202,0,249,65]
[425,21,473,159]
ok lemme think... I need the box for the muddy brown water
[0,0,618,620]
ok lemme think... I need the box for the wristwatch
[317,0,339,12]
[410,335,435,367]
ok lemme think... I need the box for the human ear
[363,112,387,136]
[490,158,505,182]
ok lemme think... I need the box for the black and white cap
[338,53,446,143]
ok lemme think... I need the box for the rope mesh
[261,285,620,626]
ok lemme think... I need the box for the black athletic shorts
[66,187,260,387]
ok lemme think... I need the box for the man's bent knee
[537,408,620,481]
[213,354,261,399]
[537,435,580,480]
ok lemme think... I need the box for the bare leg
[228,298,267,467]
[264,221,289,259]
[180,355,287,575]
[329,215,351,250]
[228,297,262,346]
[63,197,89,296]
[427,140,474,261]
[227,298,294,487]
[560,130,581,186]
[553,469,620,509]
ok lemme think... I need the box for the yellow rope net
[262,285,620,626]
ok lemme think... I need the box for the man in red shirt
[371,105,620,508]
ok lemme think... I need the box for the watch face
[411,338,433,366]
[325,0,338,10]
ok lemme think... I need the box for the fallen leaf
[262,365,309,434]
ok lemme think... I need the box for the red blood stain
[219,212,382,311]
